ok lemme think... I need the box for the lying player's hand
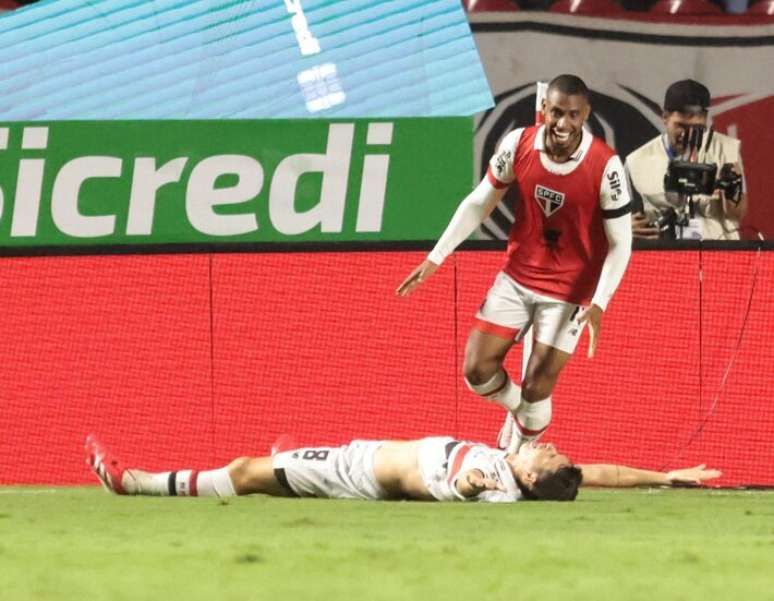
[631,211,659,240]
[465,469,505,494]
[578,304,603,359]
[395,260,439,297]
[666,464,722,487]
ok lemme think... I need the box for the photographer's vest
[625,133,743,240]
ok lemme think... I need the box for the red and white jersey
[417,437,522,503]
[487,125,631,305]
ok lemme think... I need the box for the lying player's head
[542,74,591,155]
[509,442,582,502]
[662,79,710,153]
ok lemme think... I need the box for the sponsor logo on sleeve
[493,149,512,181]
[607,169,623,203]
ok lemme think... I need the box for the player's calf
[84,434,236,497]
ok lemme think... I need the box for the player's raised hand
[666,464,722,487]
[578,304,603,359]
[395,260,439,297]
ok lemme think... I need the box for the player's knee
[226,456,252,491]
[463,358,499,386]
[521,375,555,402]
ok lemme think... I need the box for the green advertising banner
[0,118,472,250]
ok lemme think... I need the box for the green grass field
[1,487,773,601]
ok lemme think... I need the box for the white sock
[465,371,522,412]
[497,411,516,450]
[125,468,235,497]
[507,396,552,453]
[196,468,237,498]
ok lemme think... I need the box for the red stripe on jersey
[486,167,509,189]
[447,444,473,485]
[189,470,199,497]
[515,419,548,437]
[474,319,519,340]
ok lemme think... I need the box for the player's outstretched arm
[395,179,506,297]
[396,259,439,297]
[578,463,721,488]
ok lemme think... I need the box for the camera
[656,161,717,239]
[651,207,679,239]
[663,160,717,197]
[716,163,743,204]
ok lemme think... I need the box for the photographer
[625,80,747,240]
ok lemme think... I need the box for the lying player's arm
[578,464,721,488]
[454,468,505,498]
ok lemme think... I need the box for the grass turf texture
[1,487,772,601]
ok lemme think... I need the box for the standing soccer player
[397,74,632,451]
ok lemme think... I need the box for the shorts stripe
[474,318,519,340]
[273,468,299,497]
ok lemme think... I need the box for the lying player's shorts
[416,436,459,502]
[475,271,586,354]
[272,440,388,500]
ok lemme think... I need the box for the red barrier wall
[1,250,772,486]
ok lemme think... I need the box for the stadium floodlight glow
[0,0,493,120]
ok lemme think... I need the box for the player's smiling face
[542,90,590,161]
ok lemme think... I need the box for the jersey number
[302,449,330,461]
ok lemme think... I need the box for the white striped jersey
[417,437,522,503]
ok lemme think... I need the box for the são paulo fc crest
[534,185,565,217]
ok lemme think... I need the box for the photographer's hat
[664,80,710,114]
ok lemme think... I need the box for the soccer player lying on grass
[86,435,720,503]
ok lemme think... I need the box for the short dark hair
[516,465,583,502]
[663,79,710,114]
[547,74,589,101]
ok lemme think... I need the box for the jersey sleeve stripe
[486,167,509,190]
[447,444,474,485]
[601,202,633,219]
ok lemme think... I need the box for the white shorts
[272,440,388,500]
[475,271,586,354]
[417,436,459,502]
